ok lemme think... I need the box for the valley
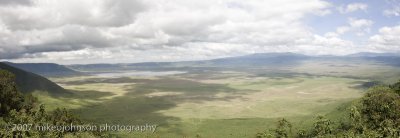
[1,1,399,137]
[28,54,400,137]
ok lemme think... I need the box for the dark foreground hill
[4,62,82,77]
[0,62,68,94]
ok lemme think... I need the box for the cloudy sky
[0,0,399,64]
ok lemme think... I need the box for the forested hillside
[0,70,100,137]
[0,63,68,95]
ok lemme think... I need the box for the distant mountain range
[0,52,398,94]
[67,52,400,71]
[0,62,68,94]
[2,52,399,73]
[204,52,310,66]
[346,52,400,57]
[4,62,82,77]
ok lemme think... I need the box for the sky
[0,0,399,64]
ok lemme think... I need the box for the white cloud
[349,18,373,28]
[0,0,146,30]
[384,0,400,17]
[314,9,332,16]
[369,25,400,52]
[332,18,373,36]
[0,0,389,64]
[384,5,400,17]
[338,3,368,13]
[349,18,373,36]
[323,32,338,38]
[0,0,31,6]
[336,26,350,34]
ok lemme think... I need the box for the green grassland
[289,60,400,83]
[35,61,400,137]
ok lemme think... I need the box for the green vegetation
[41,72,365,137]
[0,70,100,137]
[0,63,67,94]
[2,57,400,137]
[256,81,400,137]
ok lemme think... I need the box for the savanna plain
[32,59,400,137]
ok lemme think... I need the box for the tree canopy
[257,81,400,138]
[0,70,101,137]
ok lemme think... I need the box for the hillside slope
[4,62,82,77]
[0,62,68,94]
